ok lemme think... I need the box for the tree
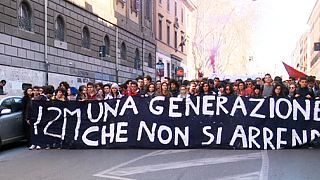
[191,0,259,77]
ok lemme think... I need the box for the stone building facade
[0,0,156,95]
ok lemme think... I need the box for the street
[1,143,319,180]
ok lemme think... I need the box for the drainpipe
[44,0,49,85]
[115,27,119,84]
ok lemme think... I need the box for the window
[82,26,90,49]
[181,34,184,52]
[171,64,175,78]
[158,16,163,40]
[134,48,140,70]
[104,35,110,55]
[146,0,152,20]
[174,1,177,17]
[166,62,170,78]
[181,8,184,23]
[120,42,127,60]
[167,0,170,11]
[131,0,140,12]
[148,53,152,68]
[55,15,65,41]
[18,1,32,31]
[174,30,177,49]
[167,24,170,45]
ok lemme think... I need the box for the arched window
[18,1,32,31]
[55,15,65,41]
[148,53,152,68]
[82,26,90,49]
[134,48,140,70]
[104,35,110,55]
[120,42,127,60]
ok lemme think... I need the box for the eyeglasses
[290,86,295,89]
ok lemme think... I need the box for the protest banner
[30,96,320,149]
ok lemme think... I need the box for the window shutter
[136,0,140,11]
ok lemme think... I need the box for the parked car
[0,96,25,149]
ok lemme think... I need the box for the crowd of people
[19,73,320,150]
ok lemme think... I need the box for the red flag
[282,62,307,78]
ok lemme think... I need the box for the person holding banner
[105,83,123,99]
[223,84,235,96]
[295,77,314,99]
[76,85,88,101]
[272,83,285,97]
[177,85,190,98]
[156,82,171,97]
[288,83,297,98]
[143,83,156,98]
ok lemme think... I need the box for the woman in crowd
[96,89,105,100]
[223,84,234,96]
[272,83,285,97]
[237,81,246,96]
[217,84,225,96]
[53,88,66,101]
[67,87,77,101]
[76,85,87,101]
[199,81,213,95]
[22,87,34,149]
[252,85,262,98]
[105,83,123,99]
[156,82,171,97]
[233,83,239,95]
[143,83,156,98]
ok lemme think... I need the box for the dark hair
[78,85,86,94]
[299,76,307,81]
[95,82,103,89]
[55,87,66,95]
[147,83,156,92]
[59,81,70,90]
[0,80,6,84]
[307,76,315,83]
[125,80,132,85]
[136,76,143,81]
[272,83,284,97]
[42,86,53,95]
[87,82,94,87]
[131,81,138,86]
[224,84,234,96]
[103,84,111,88]
[144,75,152,82]
[23,87,33,97]
[274,76,282,83]
[169,79,179,88]
[33,86,40,90]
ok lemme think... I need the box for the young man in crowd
[126,81,140,97]
[0,80,6,94]
[86,82,97,100]
[261,73,274,97]
[295,77,314,99]
[169,79,180,97]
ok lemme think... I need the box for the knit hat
[69,87,78,95]
[111,83,119,90]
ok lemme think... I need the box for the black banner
[30,96,320,149]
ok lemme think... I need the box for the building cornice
[181,0,197,12]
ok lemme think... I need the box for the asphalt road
[0,143,319,180]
